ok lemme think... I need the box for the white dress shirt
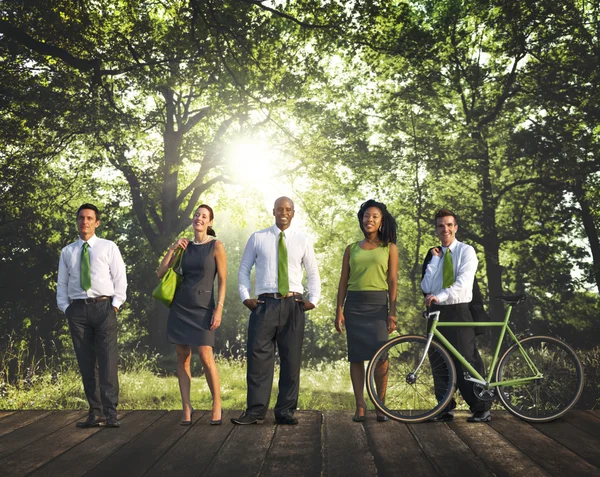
[238,224,321,305]
[57,234,127,313]
[420,239,476,305]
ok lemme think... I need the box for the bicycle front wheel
[366,335,456,423]
[496,335,584,422]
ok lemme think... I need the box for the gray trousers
[245,295,306,419]
[66,300,119,418]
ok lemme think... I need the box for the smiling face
[362,206,383,236]
[435,215,458,247]
[273,197,294,231]
[193,207,214,233]
[77,208,100,241]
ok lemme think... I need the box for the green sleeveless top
[347,242,390,291]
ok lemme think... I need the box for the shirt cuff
[436,290,449,303]
[240,290,251,302]
[112,300,123,310]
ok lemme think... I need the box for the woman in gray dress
[157,204,227,425]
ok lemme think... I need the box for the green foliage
[1,0,600,368]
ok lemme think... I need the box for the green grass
[0,357,366,411]
[2,345,598,411]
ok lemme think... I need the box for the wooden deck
[0,410,599,477]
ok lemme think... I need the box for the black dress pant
[430,303,490,413]
[245,295,306,419]
[66,300,119,418]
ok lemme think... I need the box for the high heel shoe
[352,402,367,422]
[180,407,194,426]
[210,410,223,426]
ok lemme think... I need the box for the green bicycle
[366,295,584,423]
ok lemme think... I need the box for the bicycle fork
[406,310,441,384]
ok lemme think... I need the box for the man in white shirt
[232,197,321,425]
[57,204,127,428]
[421,209,491,423]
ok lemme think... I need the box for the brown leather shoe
[76,415,106,428]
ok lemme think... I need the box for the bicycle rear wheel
[496,335,584,422]
[366,335,456,423]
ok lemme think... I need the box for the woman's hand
[210,306,222,330]
[387,315,397,334]
[335,311,345,334]
[172,238,190,251]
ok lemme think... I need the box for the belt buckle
[84,297,95,305]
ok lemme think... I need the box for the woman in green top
[335,200,398,422]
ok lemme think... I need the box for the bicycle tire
[366,335,457,423]
[496,335,584,422]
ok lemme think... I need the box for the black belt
[71,296,112,305]
[258,292,302,300]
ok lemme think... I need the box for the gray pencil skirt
[344,290,389,362]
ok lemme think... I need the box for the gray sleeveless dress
[167,240,217,346]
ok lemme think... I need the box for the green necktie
[278,231,289,296]
[81,242,92,291]
[442,248,454,288]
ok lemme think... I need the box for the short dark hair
[434,208,458,226]
[77,203,100,221]
[357,199,397,246]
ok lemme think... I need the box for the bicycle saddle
[494,295,526,305]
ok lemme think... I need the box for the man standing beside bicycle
[421,209,492,423]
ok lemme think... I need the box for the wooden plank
[490,412,600,477]
[84,410,203,477]
[144,410,235,477]
[321,410,378,477]
[532,418,600,468]
[362,413,438,477]
[0,411,105,476]
[448,415,550,477]
[202,413,276,477]
[562,411,600,437]
[407,411,494,477]
[584,410,600,421]
[0,411,83,459]
[0,410,53,438]
[29,411,164,477]
[261,411,322,477]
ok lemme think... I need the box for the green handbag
[152,248,184,307]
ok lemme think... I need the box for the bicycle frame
[426,305,543,388]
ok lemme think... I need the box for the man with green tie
[233,197,321,425]
[57,204,127,428]
[421,208,491,423]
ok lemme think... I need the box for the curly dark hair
[357,199,397,246]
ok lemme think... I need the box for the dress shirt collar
[78,234,98,247]
[271,223,295,237]
[442,239,457,253]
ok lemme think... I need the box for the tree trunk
[574,177,600,293]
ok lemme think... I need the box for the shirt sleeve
[442,245,477,304]
[238,233,256,302]
[303,239,321,306]
[56,249,70,313]
[110,243,127,309]
[420,255,441,295]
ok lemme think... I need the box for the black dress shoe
[76,415,106,428]
[467,410,491,423]
[231,413,263,425]
[275,414,298,425]
[106,417,121,428]
[376,414,389,422]
[430,411,454,422]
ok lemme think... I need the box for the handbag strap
[172,247,184,275]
